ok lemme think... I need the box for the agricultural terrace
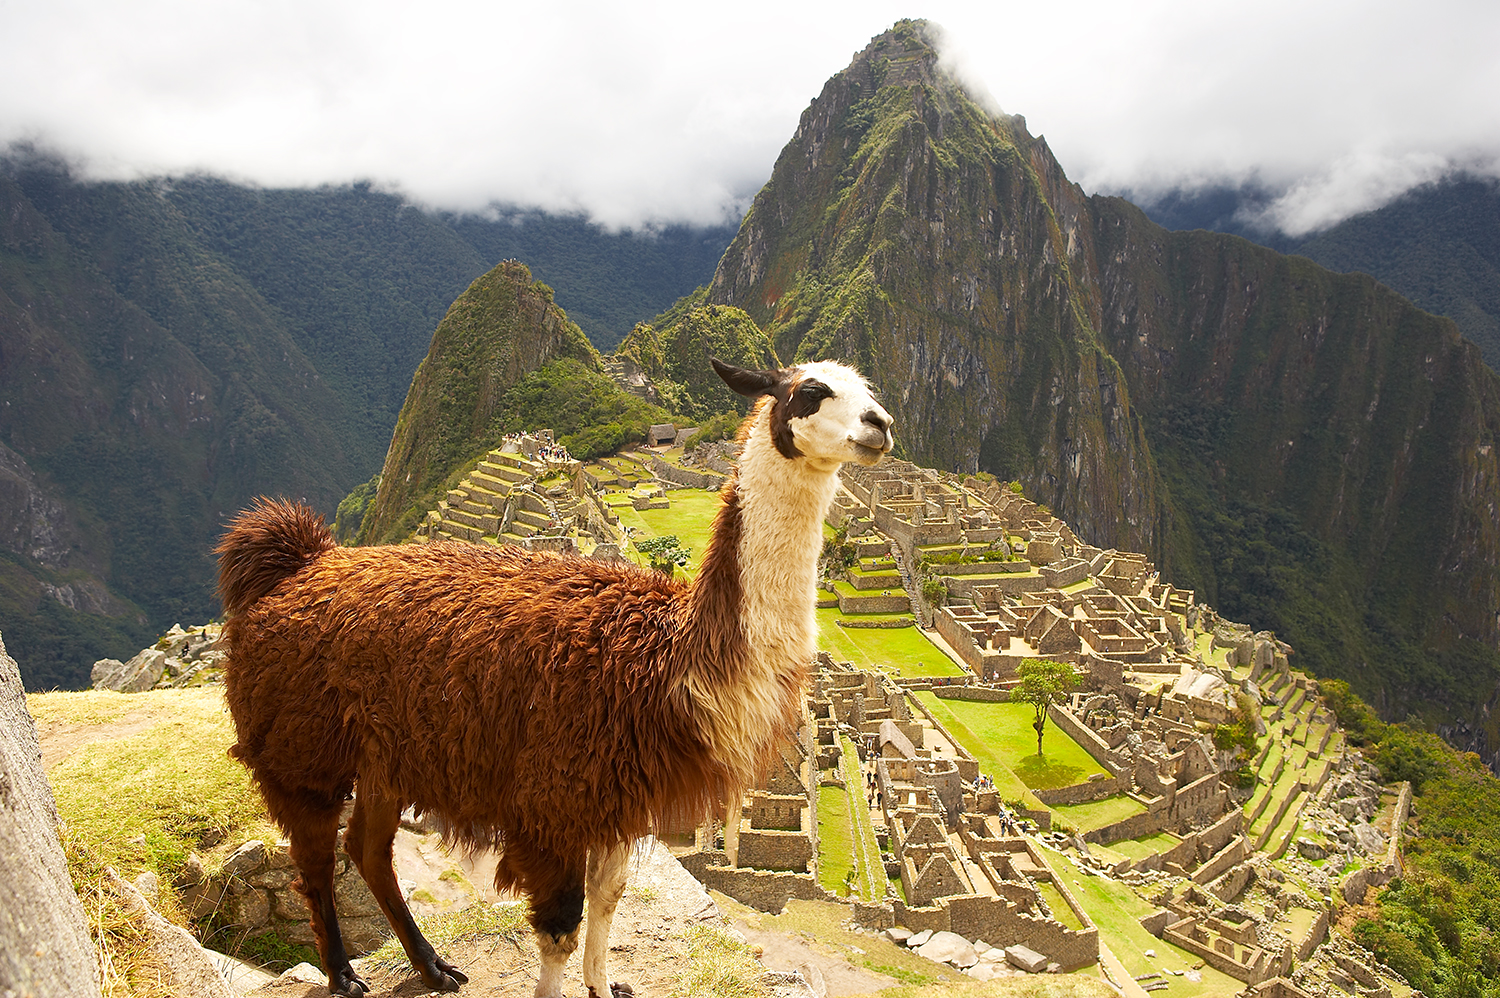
[1047,850,1244,998]
[814,609,966,679]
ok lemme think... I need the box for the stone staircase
[885,541,928,625]
[418,449,549,544]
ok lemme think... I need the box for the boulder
[89,657,128,688]
[916,931,978,968]
[884,927,913,945]
[906,929,934,948]
[1353,823,1387,856]
[96,648,167,692]
[1005,944,1048,973]
[1296,837,1329,861]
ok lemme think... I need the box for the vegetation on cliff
[1319,679,1500,998]
[358,261,593,542]
[617,290,782,423]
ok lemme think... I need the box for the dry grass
[666,923,772,998]
[361,901,530,975]
[62,832,172,998]
[33,687,280,998]
[38,687,278,884]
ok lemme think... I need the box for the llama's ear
[711,357,783,398]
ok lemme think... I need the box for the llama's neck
[679,404,841,789]
[734,415,842,671]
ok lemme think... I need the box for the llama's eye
[800,384,832,400]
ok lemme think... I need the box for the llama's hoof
[587,985,633,998]
[420,955,468,991]
[329,966,370,996]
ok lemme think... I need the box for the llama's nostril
[862,409,890,432]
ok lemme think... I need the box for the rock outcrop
[0,631,102,998]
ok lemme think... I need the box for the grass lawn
[814,608,965,678]
[815,784,854,895]
[1035,879,1085,930]
[914,694,1107,791]
[839,735,885,902]
[1050,794,1148,834]
[1108,831,1181,862]
[1047,851,1244,998]
[33,688,276,884]
[631,488,724,575]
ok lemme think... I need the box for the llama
[215,358,893,997]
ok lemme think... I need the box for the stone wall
[182,839,389,955]
[1296,905,1331,960]
[1033,774,1126,807]
[690,863,831,913]
[649,454,725,491]
[837,592,911,614]
[942,896,1099,970]
[1190,836,1247,886]
[735,827,813,873]
[1083,805,1170,848]
[933,686,1010,703]
[1046,704,1122,775]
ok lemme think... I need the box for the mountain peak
[841,18,947,91]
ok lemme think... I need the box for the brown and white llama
[215,358,893,997]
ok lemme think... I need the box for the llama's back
[221,532,720,856]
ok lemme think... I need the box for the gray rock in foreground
[0,631,104,998]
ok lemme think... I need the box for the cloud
[2,0,1497,234]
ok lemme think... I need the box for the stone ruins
[84,432,1416,996]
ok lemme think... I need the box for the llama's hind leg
[285,801,368,997]
[583,841,633,998]
[515,850,585,998]
[344,792,468,992]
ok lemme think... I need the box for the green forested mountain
[1292,176,1500,371]
[358,268,784,544]
[0,161,730,688]
[1138,175,1500,373]
[701,20,1500,760]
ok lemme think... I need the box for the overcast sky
[2,0,1496,236]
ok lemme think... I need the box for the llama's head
[711,358,894,468]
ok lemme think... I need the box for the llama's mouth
[850,441,889,465]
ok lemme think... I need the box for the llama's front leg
[287,805,368,997]
[528,860,586,998]
[582,841,633,998]
[345,792,468,992]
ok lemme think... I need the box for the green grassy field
[814,608,965,677]
[914,693,1108,792]
[815,784,854,894]
[1106,831,1182,861]
[1049,794,1149,834]
[633,489,724,575]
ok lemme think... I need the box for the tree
[635,535,691,576]
[1012,658,1078,756]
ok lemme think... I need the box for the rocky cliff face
[705,20,1500,750]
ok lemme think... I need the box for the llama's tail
[216,497,335,616]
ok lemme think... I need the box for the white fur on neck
[684,403,841,788]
